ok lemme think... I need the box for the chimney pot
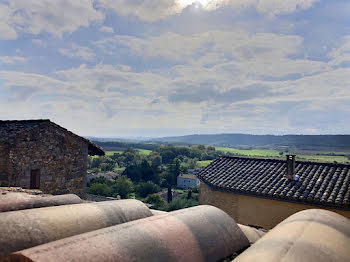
[286,154,296,179]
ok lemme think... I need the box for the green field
[215,146,350,164]
[105,151,123,156]
[137,149,152,155]
[104,147,349,164]
[215,147,281,157]
[197,160,213,167]
[297,155,349,163]
[106,149,152,156]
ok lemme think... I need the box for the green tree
[122,165,142,182]
[197,144,205,150]
[90,167,101,173]
[148,152,162,168]
[91,157,102,168]
[88,176,114,187]
[140,160,155,182]
[123,148,142,166]
[180,157,197,172]
[100,163,114,172]
[113,176,134,199]
[207,146,215,151]
[87,183,113,196]
[145,194,165,209]
[135,181,161,197]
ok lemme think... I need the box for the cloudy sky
[0,0,349,137]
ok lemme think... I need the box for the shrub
[135,181,161,198]
[87,183,113,197]
[165,197,198,212]
[100,163,114,172]
[191,186,199,193]
[113,176,134,199]
[90,167,101,173]
[145,194,165,209]
[89,176,115,186]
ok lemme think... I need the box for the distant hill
[153,134,350,150]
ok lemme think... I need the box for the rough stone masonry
[0,120,104,196]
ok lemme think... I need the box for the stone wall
[6,123,88,196]
[0,142,10,186]
[199,182,350,229]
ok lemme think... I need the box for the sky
[0,0,349,137]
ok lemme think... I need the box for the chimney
[286,154,296,180]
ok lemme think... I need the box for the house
[196,155,350,229]
[0,120,104,196]
[177,174,200,189]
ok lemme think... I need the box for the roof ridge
[218,155,350,167]
[0,119,50,123]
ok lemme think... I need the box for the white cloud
[0,71,68,90]
[328,35,350,66]
[236,58,329,78]
[281,68,350,101]
[99,26,114,33]
[0,0,319,41]
[0,56,28,64]
[55,64,170,95]
[0,64,170,101]
[95,32,208,61]
[32,39,47,47]
[59,44,96,61]
[96,0,318,22]
[1,0,104,39]
[254,0,319,18]
[1,60,349,135]
[0,3,17,40]
[96,0,182,22]
[96,30,327,78]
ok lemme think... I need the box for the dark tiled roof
[0,119,104,156]
[0,120,49,141]
[197,156,350,208]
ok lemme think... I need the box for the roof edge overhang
[198,178,350,211]
[88,142,105,156]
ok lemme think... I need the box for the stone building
[196,155,350,229]
[0,120,104,196]
[177,174,200,189]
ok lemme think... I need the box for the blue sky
[0,0,349,137]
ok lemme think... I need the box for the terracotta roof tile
[179,174,197,179]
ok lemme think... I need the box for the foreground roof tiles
[6,205,250,262]
[234,209,350,262]
[196,156,350,208]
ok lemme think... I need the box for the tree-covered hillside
[154,134,350,150]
